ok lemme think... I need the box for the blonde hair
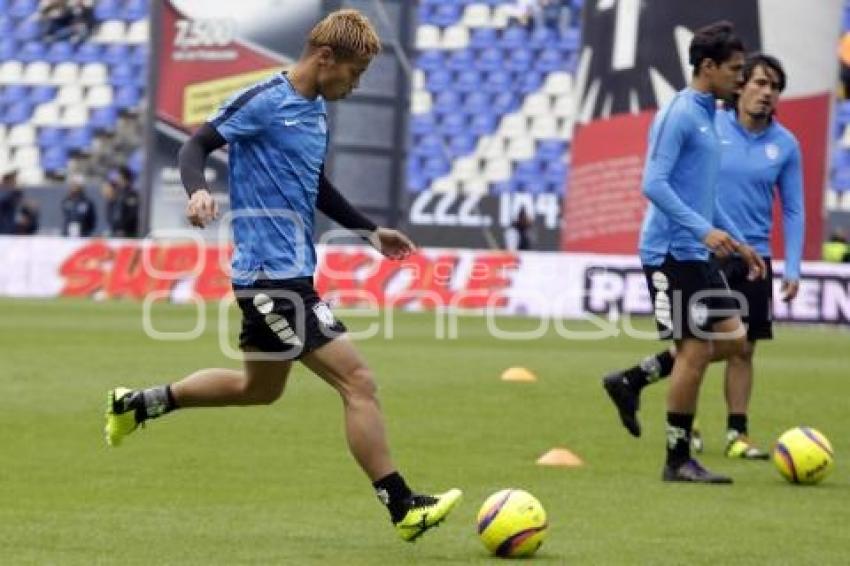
[308,9,381,60]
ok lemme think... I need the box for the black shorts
[643,255,741,341]
[718,256,773,341]
[233,277,347,359]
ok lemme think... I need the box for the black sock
[128,385,177,422]
[727,413,748,436]
[666,412,694,467]
[373,471,413,523]
[624,350,675,391]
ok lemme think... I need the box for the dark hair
[689,21,744,76]
[741,52,786,92]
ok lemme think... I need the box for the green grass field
[0,298,847,565]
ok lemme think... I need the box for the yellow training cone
[500,367,538,382]
[536,448,584,467]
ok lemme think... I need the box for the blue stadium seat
[74,42,103,63]
[423,156,450,177]
[14,18,41,41]
[440,112,468,136]
[103,44,130,65]
[19,40,46,63]
[506,47,534,72]
[0,15,14,35]
[477,47,503,71]
[501,27,529,49]
[37,126,63,147]
[29,85,57,104]
[0,0,7,12]
[417,50,445,72]
[41,146,68,172]
[559,28,581,52]
[46,40,74,64]
[109,63,137,87]
[519,71,544,93]
[65,127,93,151]
[446,49,475,71]
[431,4,462,27]
[832,167,850,191]
[9,0,38,18]
[426,69,452,91]
[449,133,477,157]
[521,178,548,194]
[95,0,121,21]
[90,106,119,130]
[469,113,497,135]
[530,27,557,48]
[2,85,29,104]
[130,45,148,66]
[410,113,437,136]
[464,91,491,112]
[122,0,149,21]
[485,70,513,93]
[491,179,520,194]
[492,92,518,113]
[470,28,499,48]
[2,101,33,125]
[114,86,141,109]
[536,48,564,72]
[545,161,569,183]
[415,133,446,158]
[435,90,462,109]
[456,69,483,93]
[836,100,850,126]
[538,140,567,160]
[128,148,144,176]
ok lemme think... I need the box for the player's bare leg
[723,341,768,458]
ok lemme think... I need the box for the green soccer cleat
[725,431,770,460]
[395,488,462,542]
[104,387,140,447]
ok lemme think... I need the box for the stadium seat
[94,20,127,43]
[492,92,518,113]
[86,85,114,107]
[449,133,477,157]
[29,85,57,105]
[415,133,445,158]
[470,113,497,135]
[65,127,93,151]
[41,146,67,171]
[530,27,557,48]
[411,90,432,115]
[95,0,121,21]
[536,48,564,72]
[122,0,149,21]
[45,41,75,64]
[60,105,88,128]
[0,61,24,85]
[37,126,63,146]
[103,44,131,65]
[58,85,84,105]
[51,62,79,85]
[441,25,470,49]
[502,27,529,49]
[456,69,482,92]
[0,38,17,60]
[109,63,137,87]
[537,140,567,160]
[500,114,528,138]
[127,20,149,44]
[74,42,103,63]
[0,16,13,35]
[22,62,51,85]
[462,4,491,28]
[128,147,144,176]
[2,101,33,125]
[544,71,573,95]
[431,176,459,193]
[477,47,504,71]
[9,0,37,18]
[531,116,558,139]
[451,156,481,181]
[1,85,29,104]
[8,123,36,146]
[418,49,445,72]
[426,69,452,91]
[432,4,462,27]
[18,41,46,63]
[506,47,534,72]
[523,93,552,117]
[484,157,512,182]
[89,106,119,130]
[464,91,491,113]
[518,71,544,94]
[416,24,441,50]
[485,70,513,92]
[114,86,141,109]
[440,112,468,136]
[31,103,60,126]
[14,18,41,42]
[446,49,475,71]
[130,45,148,66]
[490,179,520,194]
[470,28,498,48]
[79,63,108,86]
[507,136,536,160]
[17,166,44,185]
[423,156,451,177]
[435,90,462,109]
[410,113,437,136]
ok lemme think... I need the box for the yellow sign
[182,67,283,125]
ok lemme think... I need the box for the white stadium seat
[94,20,127,43]
[22,62,51,85]
[411,90,432,115]
[412,69,425,91]
[13,146,40,169]
[462,178,489,195]
[491,5,515,29]
[522,93,552,118]
[51,62,79,85]
[431,176,459,193]
[507,136,536,160]
[127,20,149,44]
[553,94,574,119]
[79,63,108,86]
[58,85,84,105]
[451,156,481,181]
[60,105,89,128]
[416,25,440,50]
[543,72,573,96]
[0,125,7,144]
[8,125,36,147]
[481,135,507,159]
[86,85,114,108]
[463,5,491,28]
[531,116,558,140]
[31,103,61,126]
[18,167,45,185]
[441,25,470,50]
[484,158,513,182]
[0,61,24,85]
[500,114,529,138]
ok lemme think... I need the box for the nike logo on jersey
[284,119,300,126]
[699,126,710,133]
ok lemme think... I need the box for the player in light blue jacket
[605,54,803,465]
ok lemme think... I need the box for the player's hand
[781,279,800,302]
[186,189,219,228]
[368,227,417,260]
[736,244,767,280]
[703,229,737,258]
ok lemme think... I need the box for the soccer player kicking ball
[603,54,803,462]
[619,21,766,484]
[104,9,461,541]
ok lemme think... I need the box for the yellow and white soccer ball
[476,489,548,558]
[773,427,835,485]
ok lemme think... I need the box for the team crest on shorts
[765,143,780,161]
[313,302,336,327]
[690,301,708,326]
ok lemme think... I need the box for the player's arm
[316,171,416,260]
[178,123,225,227]
[642,108,716,243]
[777,143,805,300]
